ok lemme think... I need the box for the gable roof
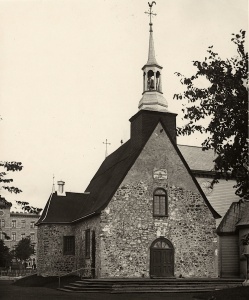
[217,200,249,234]
[38,118,220,225]
[37,141,143,225]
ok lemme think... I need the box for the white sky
[0,0,248,210]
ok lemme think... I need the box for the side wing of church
[36,4,221,279]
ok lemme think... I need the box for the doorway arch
[150,238,174,278]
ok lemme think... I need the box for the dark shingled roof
[37,192,90,224]
[37,141,142,225]
[217,201,249,234]
[38,120,220,225]
[236,201,249,227]
[74,140,141,221]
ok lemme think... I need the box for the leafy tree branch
[174,30,248,198]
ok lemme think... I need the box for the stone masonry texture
[99,123,217,278]
[37,123,217,278]
[37,216,100,277]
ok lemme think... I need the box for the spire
[145,2,158,65]
[139,2,168,113]
[147,30,158,65]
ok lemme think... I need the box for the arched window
[153,188,168,217]
[151,238,173,249]
[147,70,155,90]
[156,71,161,92]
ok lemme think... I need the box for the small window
[12,232,16,241]
[1,220,5,228]
[21,233,25,239]
[153,188,168,217]
[63,236,75,255]
[21,220,26,228]
[30,233,35,241]
[85,229,90,258]
[12,220,16,228]
[30,221,35,228]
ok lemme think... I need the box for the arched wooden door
[150,238,174,278]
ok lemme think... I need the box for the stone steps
[58,278,243,293]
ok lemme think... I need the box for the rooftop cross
[144,1,157,32]
[103,139,111,158]
[52,174,55,193]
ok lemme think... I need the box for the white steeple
[138,2,168,113]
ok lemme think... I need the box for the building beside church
[217,200,249,278]
[36,9,224,279]
[0,197,39,268]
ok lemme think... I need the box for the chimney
[57,181,66,196]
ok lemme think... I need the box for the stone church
[36,9,223,279]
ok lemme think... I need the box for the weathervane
[145,2,157,32]
[103,139,111,158]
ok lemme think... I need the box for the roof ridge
[178,144,203,149]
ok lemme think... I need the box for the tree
[0,161,42,214]
[14,237,34,263]
[15,201,42,215]
[0,161,23,198]
[0,161,23,239]
[0,240,12,268]
[174,30,248,198]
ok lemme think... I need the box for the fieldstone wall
[37,224,75,276]
[74,216,101,278]
[37,217,101,277]
[100,123,217,278]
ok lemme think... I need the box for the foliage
[0,240,12,268]
[0,161,23,197]
[0,161,42,214]
[174,30,248,198]
[15,201,42,215]
[0,161,23,238]
[15,237,34,262]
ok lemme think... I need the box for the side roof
[37,192,90,224]
[178,145,216,172]
[217,200,249,234]
[38,119,220,225]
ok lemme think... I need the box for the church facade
[36,7,221,279]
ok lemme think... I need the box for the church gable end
[100,122,217,278]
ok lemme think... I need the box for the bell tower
[138,2,168,112]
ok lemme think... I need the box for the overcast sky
[1,0,248,210]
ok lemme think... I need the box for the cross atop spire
[144,2,157,32]
[103,139,111,158]
[144,2,158,65]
